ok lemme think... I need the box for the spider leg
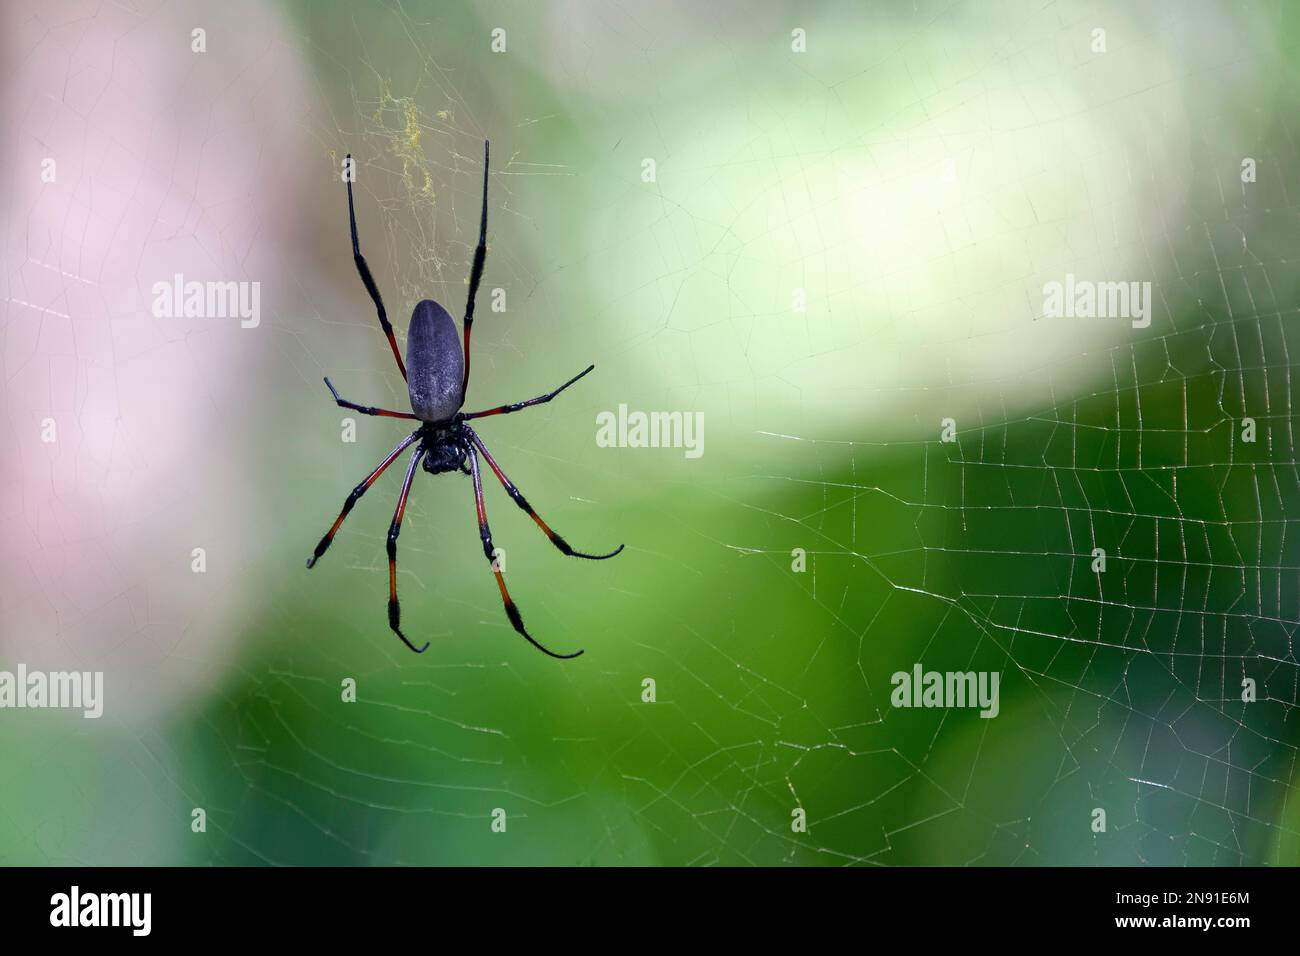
[468,445,583,659]
[386,446,430,653]
[460,139,489,405]
[465,425,623,560]
[461,364,595,421]
[306,431,421,568]
[346,154,407,380]
[322,377,420,420]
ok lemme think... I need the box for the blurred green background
[3,0,1300,865]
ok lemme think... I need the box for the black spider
[306,141,623,659]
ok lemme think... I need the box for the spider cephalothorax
[419,422,470,476]
[306,141,623,659]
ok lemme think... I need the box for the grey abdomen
[406,299,465,422]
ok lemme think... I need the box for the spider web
[218,0,1300,867]
[3,0,1299,867]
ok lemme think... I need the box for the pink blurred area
[0,1,313,717]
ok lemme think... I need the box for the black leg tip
[577,543,624,560]
[534,642,585,660]
[393,627,430,654]
[530,633,585,660]
[390,611,429,654]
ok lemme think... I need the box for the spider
[306,141,623,659]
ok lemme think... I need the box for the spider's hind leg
[345,153,408,381]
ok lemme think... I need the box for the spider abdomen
[407,299,465,422]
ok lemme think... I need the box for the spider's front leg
[465,425,623,561]
[467,445,583,659]
[385,446,431,653]
[307,431,420,568]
